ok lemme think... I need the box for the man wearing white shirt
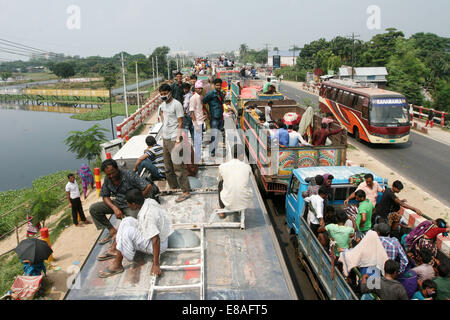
[288,124,311,147]
[217,144,252,218]
[98,189,173,278]
[189,80,206,163]
[65,173,91,227]
[304,186,328,236]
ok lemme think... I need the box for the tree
[65,124,108,165]
[28,191,59,228]
[149,46,170,80]
[239,43,249,59]
[361,28,405,66]
[1,70,12,86]
[53,62,76,78]
[386,38,430,105]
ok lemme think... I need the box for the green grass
[69,103,139,121]
[347,143,358,150]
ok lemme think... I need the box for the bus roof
[322,81,405,98]
[293,166,384,185]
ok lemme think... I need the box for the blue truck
[285,166,387,300]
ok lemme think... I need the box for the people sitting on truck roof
[345,173,384,207]
[360,259,409,300]
[266,84,277,95]
[411,248,436,282]
[374,223,409,275]
[89,159,157,246]
[217,144,253,219]
[373,180,422,225]
[312,122,344,146]
[355,189,374,237]
[288,124,311,147]
[387,211,410,242]
[262,78,271,93]
[302,174,325,198]
[97,189,173,279]
[304,186,328,237]
[133,135,166,181]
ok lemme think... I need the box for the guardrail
[410,105,447,127]
[115,94,161,139]
[301,82,320,95]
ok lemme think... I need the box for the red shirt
[425,227,447,239]
[312,128,344,146]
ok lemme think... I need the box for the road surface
[279,83,450,207]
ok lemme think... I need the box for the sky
[0,0,449,59]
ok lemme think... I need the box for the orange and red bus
[319,80,410,144]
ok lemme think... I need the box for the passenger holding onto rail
[66,173,92,227]
[133,135,166,181]
[159,83,192,203]
[189,80,206,163]
[345,173,384,207]
[217,144,252,219]
[374,223,409,275]
[89,159,155,245]
[312,122,344,146]
[203,78,225,157]
[304,186,328,237]
[97,189,173,278]
[355,190,374,238]
[360,259,409,300]
[373,180,422,225]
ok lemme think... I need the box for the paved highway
[279,83,450,207]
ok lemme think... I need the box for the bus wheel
[353,127,361,142]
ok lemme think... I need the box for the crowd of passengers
[302,173,450,300]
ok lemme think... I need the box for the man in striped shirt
[375,223,409,274]
[134,135,166,181]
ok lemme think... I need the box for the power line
[0,38,49,54]
[0,48,31,57]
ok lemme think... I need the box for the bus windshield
[369,98,409,126]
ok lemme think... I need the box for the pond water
[0,102,125,192]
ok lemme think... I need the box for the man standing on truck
[159,83,192,203]
[355,190,374,237]
[345,173,384,207]
[312,123,345,146]
[203,78,225,157]
[171,72,185,104]
[304,186,328,236]
[373,180,422,224]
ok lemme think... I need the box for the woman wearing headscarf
[77,164,94,199]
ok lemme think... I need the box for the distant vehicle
[319,80,411,144]
[267,75,279,84]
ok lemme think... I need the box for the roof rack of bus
[326,79,363,88]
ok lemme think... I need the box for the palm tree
[65,124,108,166]
[239,43,249,59]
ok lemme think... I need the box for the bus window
[362,104,369,119]
[331,88,338,101]
[333,187,348,201]
[342,91,350,106]
[349,93,357,108]
[326,87,333,99]
[289,176,300,199]
[336,90,343,104]
[356,96,364,112]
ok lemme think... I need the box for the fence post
[95,168,101,198]
[419,106,423,119]
[441,112,445,126]
[15,225,19,246]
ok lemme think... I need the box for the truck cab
[286,166,387,299]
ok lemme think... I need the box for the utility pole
[120,52,129,118]
[176,55,179,71]
[290,44,298,66]
[152,56,156,91]
[346,32,360,80]
[263,43,271,66]
[156,55,159,86]
[167,59,170,80]
[135,61,140,109]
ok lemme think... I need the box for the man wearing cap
[375,223,409,274]
[190,80,206,163]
